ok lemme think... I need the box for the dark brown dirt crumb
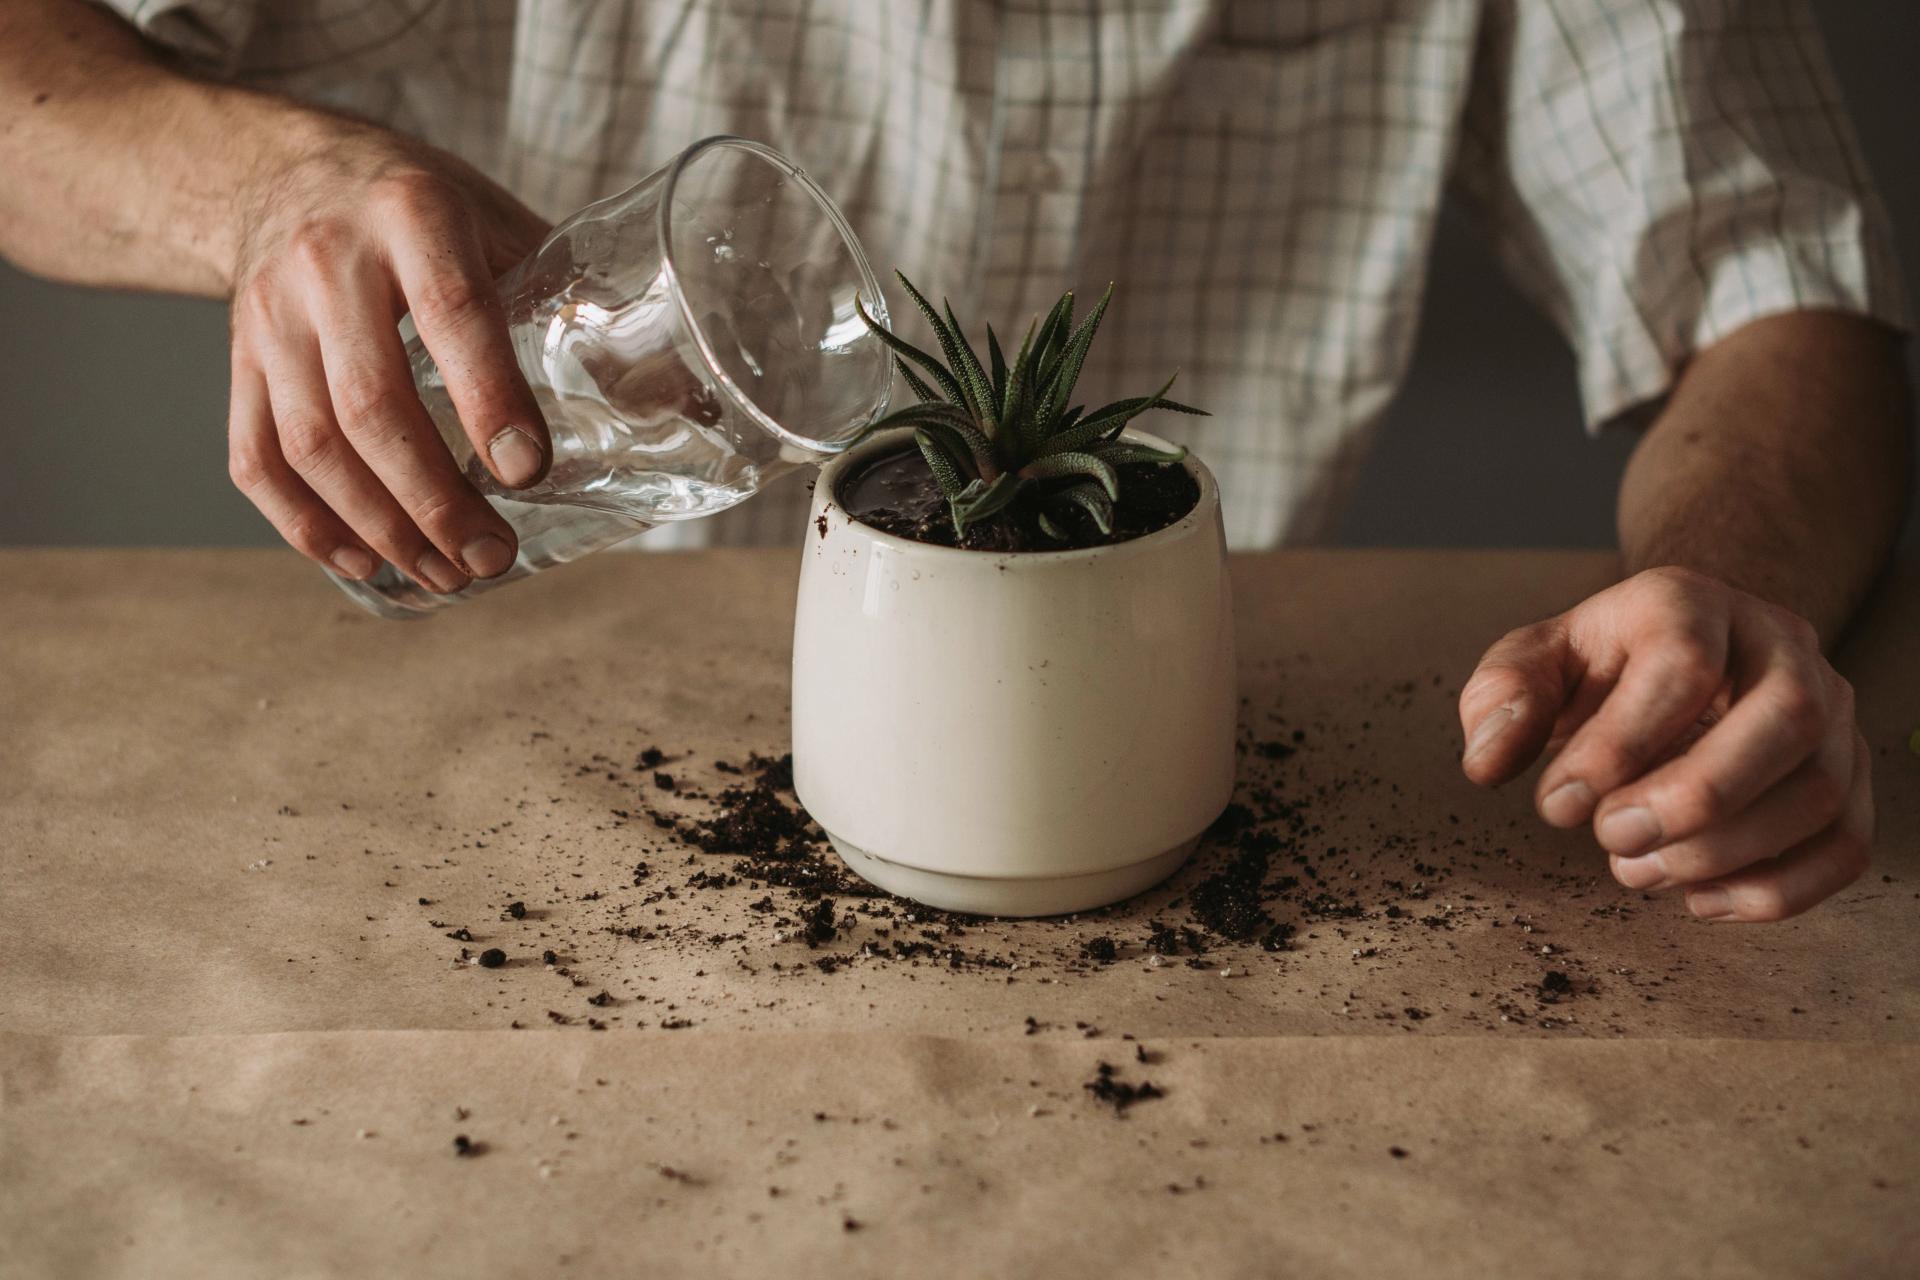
[670,754,874,901]
[452,1134,482,1157]
[1390,1146,1409,1159]
[503,901,526,919]
[1145,920,1208,956]
[750,751,796,792]
[1082,936,1118,964]
[478,948,507,968]
[685,782,814,856]
[1084,1061,1164,1115]
[799,898,839,948]
[1187,824,1294,950]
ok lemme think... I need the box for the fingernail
[329,547,375,580]
[487,427,544,488]
[416,549,467,593]
[1463,706,1516,766]
[1596,805,1662,856]
[1612,851,1668,890]
[1687,887,1736,921]
[1540,780,1596,827]
[461,533,514,579]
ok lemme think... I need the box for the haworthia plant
[853,273,1207,541]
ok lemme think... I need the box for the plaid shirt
[110,0,1907,549]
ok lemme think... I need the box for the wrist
[1615,313,1911,649]
[211,91,348,292]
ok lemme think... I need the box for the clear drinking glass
[328,135,894,618]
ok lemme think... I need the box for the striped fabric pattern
[106,0,1908,549]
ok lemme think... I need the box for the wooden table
[3,549,1915,1277]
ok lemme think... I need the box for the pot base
[824,834,1197,918]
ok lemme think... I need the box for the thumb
[1458,618,1578,786]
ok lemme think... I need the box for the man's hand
[0,0,558,594]
[1457,566,1871,923]
[227,117,554,592]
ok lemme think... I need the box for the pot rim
[817,426,1219,565]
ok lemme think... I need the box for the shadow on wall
[0,7,1914,550]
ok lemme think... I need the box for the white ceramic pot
[791,427,1237,916]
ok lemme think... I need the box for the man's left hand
[1456,566,1872,922]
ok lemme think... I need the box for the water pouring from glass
[330,136,894,618]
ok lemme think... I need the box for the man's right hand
[226,117,555,591]
[0,0,556,590]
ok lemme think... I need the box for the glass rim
[655,135,891,457]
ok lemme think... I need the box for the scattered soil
[1184,814,1295,952]
[799,899,839,948]
[402,666,1660,1039]
[1084,1061,1164,1114]
[839,446,1199,552]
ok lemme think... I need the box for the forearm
[1617,311,1913,647]
[0,0,310,294]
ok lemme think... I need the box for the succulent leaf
[865,401,995,466]
[894,356,941,404]
[1032,292,1075,388]
[894,273,987,419]
[996,317,1040,442]
[1091,440,1189,467]
[1036,284,1113,431]
[1042,481,1116,538]
[986,324,1007,404]
[915,428,972,500]
[1039,404,1133,457]
[942,299,999,432]
[1040,371,1200,455]
[858,295,968,406]
[1018,451,1119,500]
[950,472,1027,533]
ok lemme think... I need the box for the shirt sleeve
[88,0,261,73]
[1452,0,1910,432]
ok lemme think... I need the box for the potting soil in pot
[838,446,1200,551]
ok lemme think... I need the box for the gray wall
[3,7,1914,551]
